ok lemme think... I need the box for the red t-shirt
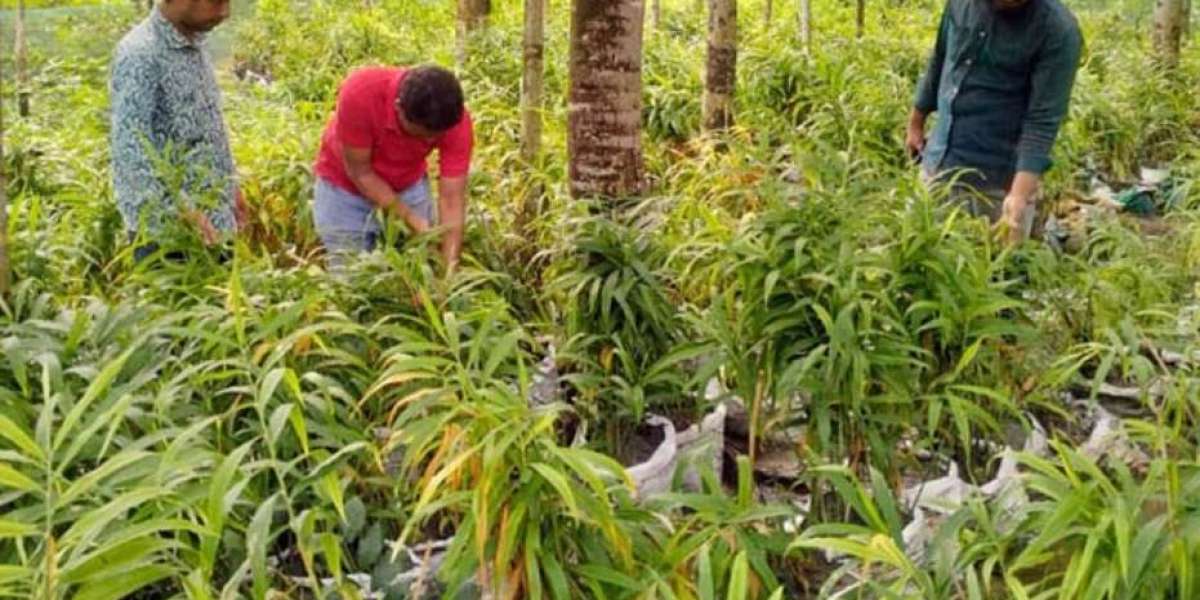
[314,67,474,195]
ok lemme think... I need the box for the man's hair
[397,66,465,132]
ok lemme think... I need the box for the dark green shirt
[916,0,1083,184]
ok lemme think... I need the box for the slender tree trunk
[764,0,772,27]
[855,0,865,38]
[703,0,737,132]
[455,0,491,68]
[1154,0,1185,67]
[519,0,546,231]
[799,0,812,52]
[652,0,662,29]
[0,54,9,298]
[1182,0,1192,41]
[15,0,30,117]
[568,0,646,199]
[522,0,545,162]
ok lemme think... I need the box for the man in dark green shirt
[906,0,1083,241]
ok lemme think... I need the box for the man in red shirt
[313,65,473,269]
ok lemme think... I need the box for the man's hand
[906,108,928,161]
[999,171,1041,245]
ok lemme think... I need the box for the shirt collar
[151,6,205,50]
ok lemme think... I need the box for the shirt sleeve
[335,74,376,149]
[110,49,166,231]
[436,110,474,179]
[914,3,950,114]
[1015,21,1084,174]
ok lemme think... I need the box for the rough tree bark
[455,0,492,67]
[703,0,737,132]
[15,0,30,117]
[1154,0,1185,67]
[568,0,646,199]
[856,0,865,38]
[799,0,812,51]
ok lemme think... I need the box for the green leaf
[0,519,37,538]
[531,463,580,518]
[727,551,749,600]
[249,494,277,600]
[73,565,174,600]
[53,344,139,452]
[698,545,715,600]
[0,416,43,462]
[0,464,38,493]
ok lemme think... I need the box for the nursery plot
[2,0,1200,598]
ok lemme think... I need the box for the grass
[2,0,1200,597]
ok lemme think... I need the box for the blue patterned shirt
[110,7,236,235]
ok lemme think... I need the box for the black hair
[397,65,465,132]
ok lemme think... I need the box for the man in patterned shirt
[110,0,245,260]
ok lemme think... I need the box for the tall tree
[455,0,492,67]
[1,52,9,298]
[855,0,865,38]
[652,0,662,29]
[15,0,30,117]
[764,0,773,26]
[568,0,646,199]
[1154,0,1185,67]
[703,0,737,132]
[799,0,812,51]
[1182,0,1192,40]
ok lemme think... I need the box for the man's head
[992,0,1031,12]
[161,0,231,35]
[396,66,465,141]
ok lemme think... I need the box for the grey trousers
[921,167,1036,240]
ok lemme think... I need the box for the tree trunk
[568,0,646,199]
[764,0,773,27]
[799,0,812,52]
[455,0,491,68]
[1182,0,1192,42]
[703,0,737,132]
[652,0,662,29]
[1154,0,1185,67]
[0,51,9,298]
[855,0,865,38]
[15,0,30,117]
[522,0,545,162]
[519,0,546,238]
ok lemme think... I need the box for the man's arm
[342,146,430,234]
[1002,22,1084,240]
[437,176,468,271]
[908,5,950,157]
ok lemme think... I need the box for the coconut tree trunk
[799,0,812,51]
[855,0,865,38]
[652,0,662,28]
[568,0,646,199]
[522,0,545,162]
[15,0,30,117]
[763,0,772,27]
[703,0,737,132]
[519,0,546,231]
[1,56,9,298]
[1181,0,1191,43]
[1154,0,1185,67]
